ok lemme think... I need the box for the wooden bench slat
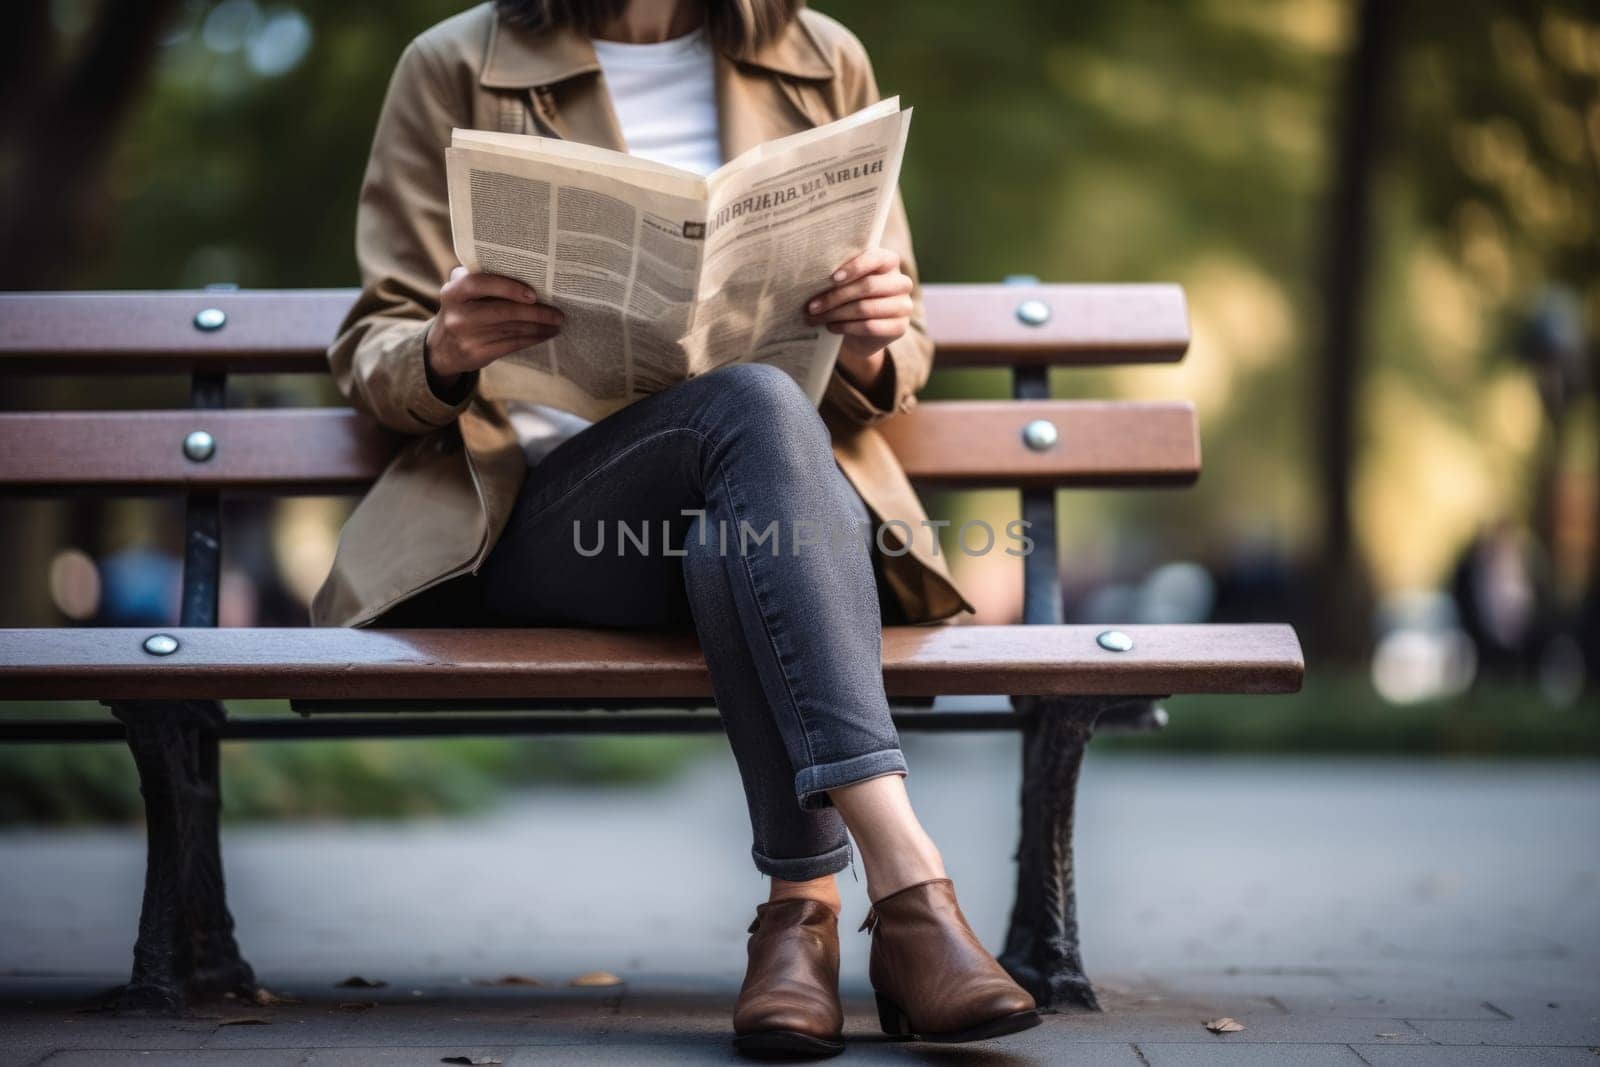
[0,401,1200,493]
[0,409,395,494]
[882,400,1198,487]
[920,283,1189,366]
[0,290,357,374]
[0,284,1188,373]
[0,625,1305,701]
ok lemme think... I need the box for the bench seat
[0,624,1303,702]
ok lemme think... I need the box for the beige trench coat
[312,2,972,628]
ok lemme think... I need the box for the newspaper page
[444,98,910,419]
[446,139,709,421]
[691,100,911,400]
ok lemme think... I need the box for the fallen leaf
[1204,1017,1245,1034]
[472,975,544,988]
[441,1058,503,1066]
[569,971,623,988]
[219,1017,270,1026]
[336,976,388,989]
[252,988,301,1006]
[337,1001,379,1012]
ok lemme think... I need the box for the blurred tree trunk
[0,0,179,289]
[1310,0,1395,662]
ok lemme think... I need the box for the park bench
[0,283,1303,1016]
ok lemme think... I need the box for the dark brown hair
[496,0,802,54]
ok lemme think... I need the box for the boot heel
[875,991,914,1037]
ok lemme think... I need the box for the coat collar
[480,12,836,90]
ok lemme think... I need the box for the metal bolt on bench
[181,430,215,463]
[0,282,1304,1016]
[1021,418,1059,452]
[141,634,180,656]
[192,307,227,331]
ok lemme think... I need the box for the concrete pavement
[0,738,1596,1063]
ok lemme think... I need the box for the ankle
[768,875,842,915]
[862,838,946,902]
[824,774,951,902]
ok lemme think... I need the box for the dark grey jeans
[478,362,906,881]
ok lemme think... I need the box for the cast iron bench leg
[107,700,256,1014]
[1000,695,1160,1013]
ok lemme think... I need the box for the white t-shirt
[509,29,722,465]
[592,27,723,176]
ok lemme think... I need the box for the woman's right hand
[424,266,564,392]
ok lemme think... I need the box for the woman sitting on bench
[318,0,1037,1054]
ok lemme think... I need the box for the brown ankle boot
[862,878,1040,1043]
[733,898,845,1057]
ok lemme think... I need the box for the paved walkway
[1,739,1596,1064]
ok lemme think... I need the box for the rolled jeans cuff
[751,840,853,881]
[795,748,909,811]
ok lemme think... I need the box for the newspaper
[445,98,912,420]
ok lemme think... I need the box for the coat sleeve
[328,38,478,436]
[818,35,936,429]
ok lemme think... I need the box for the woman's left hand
[805,248,913,392]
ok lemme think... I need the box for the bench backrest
[0,285,1194,494]
[0,283,1192,628]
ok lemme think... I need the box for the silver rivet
[143,634,179,656]
[182,430,216,463]
[193,307,227,331]
[1097,630,1134,653]
[1016,299,1051,327]
[1021,419,1059,451]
